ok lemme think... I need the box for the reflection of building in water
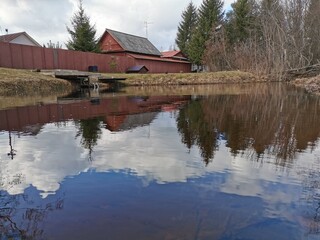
[0,95,191,134]
[107,112,158,132]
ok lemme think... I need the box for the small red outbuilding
[99,29,191,73]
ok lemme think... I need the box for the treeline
[176,0,320,77]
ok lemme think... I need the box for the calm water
[0,83,320,240]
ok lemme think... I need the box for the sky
[0,0,234,51]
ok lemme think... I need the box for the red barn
[99,29,191,73]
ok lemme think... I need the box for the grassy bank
[0,68,73,96]
[104,71,265,86]
[1,67,319,98]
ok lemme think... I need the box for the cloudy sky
[0,0,234,51]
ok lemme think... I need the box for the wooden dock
[53,70,101,88]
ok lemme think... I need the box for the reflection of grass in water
[0,94,66,110]
[120,82,276,96]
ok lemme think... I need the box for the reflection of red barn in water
[0,96,191,134]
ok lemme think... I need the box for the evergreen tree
[188,0,224,67]
[66,0,99,52]
[175,2,198,55]
[226,0,257,44]
[305,0,320,64]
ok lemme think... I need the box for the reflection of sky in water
[0,112,318,198]
[0,111,320,239]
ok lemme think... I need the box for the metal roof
[161,50,181,58]
[0,31,41,46]
[0,32,24,42]
[103,29,161,56]
[126,65,149,72]
[129,53,190,64]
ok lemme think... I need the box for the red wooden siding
[134,58,190,73]
[100,33,123,52]
[0,42,191,73]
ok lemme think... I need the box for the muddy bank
[0,68,73,96]
[292,75,320,95]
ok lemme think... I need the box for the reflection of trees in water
[75,117,104,161]
[0,191,64,239]
[177,84,320,165]
[177,100,218,165]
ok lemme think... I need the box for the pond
[0,83,320,240]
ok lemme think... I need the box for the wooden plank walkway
[52,70,101,88]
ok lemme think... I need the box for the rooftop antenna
[144,21,153,39]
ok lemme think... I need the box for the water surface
[0,83,320,239]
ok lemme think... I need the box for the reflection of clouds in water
[0,123,87,198]
[0,114,319,201]
[94,112,206,183]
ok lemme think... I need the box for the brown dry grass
[103,71,266,86]
[0,68,73,96]
[292,75,320,94]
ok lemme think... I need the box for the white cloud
[0,0,235,49]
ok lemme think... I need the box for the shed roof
[0,31,41,46]
[126,65,149,73]
[101,29,161,56]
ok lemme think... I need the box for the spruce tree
[66,0,99,52]
[305,0,320,64]
[226,0,257,44]
[188,0,224,67]
[175,2,198,55]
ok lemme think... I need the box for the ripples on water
[0,83,319,239]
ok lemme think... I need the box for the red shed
[99,29,191,73]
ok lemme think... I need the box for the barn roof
[0,31,41,46]
[129,53,190,64]
[101,29,161,56]
[161,50,189,61]
[161,50,181,58]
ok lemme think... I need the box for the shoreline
[0,68,73,96]
[0,67,319,96]
[291,75,320,95]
